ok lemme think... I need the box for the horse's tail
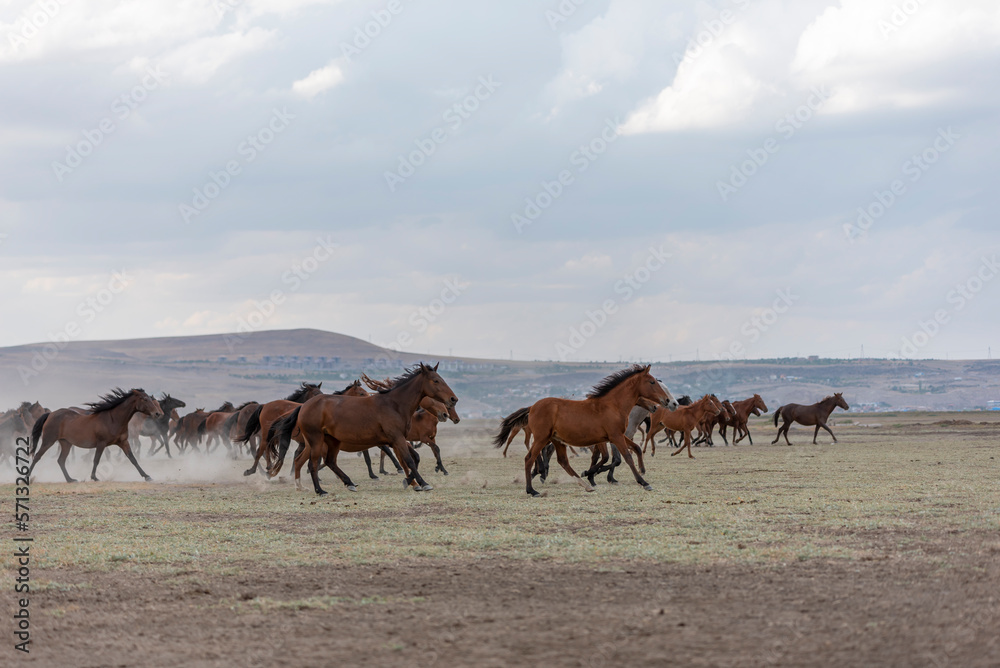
[197,419,207,439]
[221,411,241,440]
[30,412,50,455]
[235,405,262,444]
[266,407,301,477]
[773,407,782,426]
[493,406,530,448]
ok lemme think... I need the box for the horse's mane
[213,402,235,413]
[373,365,427,395]
[333,380,363,395]
[18,401,32,411]
[233,400,257,411]
[285,382,321,403]
[586,364,648,399]
[87,388,143,414]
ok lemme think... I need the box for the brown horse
[239,382,325,476]
[173,408,209,452]
[267,363,458,495]
[771,393,849,445]
[128,393,186,458]
[499,407,532,457]
[729,394,768,445]
[220,401,261,456]
[494,365,669,497]
[645,394,722,458]
[362,396,455,478]
[28,388,163,482]
[201,402,238,454]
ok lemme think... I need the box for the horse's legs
[321,439,356,491]
[89,445,106,481]
[57,441,77,483]
[719,423,729,446]
[243,427,268,477]
[551,441,594,493]
[671,429,694,458]
[819,421,837,443]
[502,427,518,458]
[608,434,650,489]
[381,445,404,474]
[424,440,447,475]
[583,445,608,487]
[782,419,793,446]
[362,450,379,479]
[524,436,551,497]
[119,440,152,481]
[27,434,60,479]
[813,424,821,444]
[391,436,430,490]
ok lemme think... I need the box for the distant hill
[1,328,998,417]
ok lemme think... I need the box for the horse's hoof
[643,484,653,491]
[144,476,153,482]
[316,490,328,496]
[369,475,379,480]
[420,484,434,491]
[608,479,619,485]
[347,485,358,492]
[395,469,405,475]
[528,490,541,497]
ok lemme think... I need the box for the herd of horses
[1,363,850,496]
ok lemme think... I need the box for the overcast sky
[1,0,998,363]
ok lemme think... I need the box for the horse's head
[704,394,723,416]
[417,362,458,407]
[446,403,460,424]
[342,380,368,397]
[655,378,679,410]
[159,393,186,413]
[136,390,164,419]
[633,366,670,408]
[420,397,450,422]
[834,392,849,411]
[753,393,768,414]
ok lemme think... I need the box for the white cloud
[291,60,345,99]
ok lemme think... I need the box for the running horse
[771,393,849,445]
[729,394,768,445]
[266,363,458,495]
[239,382,326,477]
[494,365,670,497]
[644,394,722,458]
[27,388,163,482]
[128,393,186,458]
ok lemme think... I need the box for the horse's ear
[318,382,323,389]
[644,365,651,372]
[433,362,439,371]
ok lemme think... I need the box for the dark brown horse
[267,363,458,495]
[729,394,768,445]
[128,393,186,458]
[28,388,163,482]
[494,365,669,497]
[771,393,849,445]
[220,401,261,456]
[239,382,325,476]
[173,408,209,452]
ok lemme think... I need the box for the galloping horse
[240,382,325,477]
[494,365,670,496]
[128,393,186,458]
[644,394,722,458]
[173,408,209,452]
[267,363,458,495]
[771,393,849,445]
[28,388,163,482]
[220,401,261,456]
[730,394,768,445]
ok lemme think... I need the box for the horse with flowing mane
[28,388,163,482]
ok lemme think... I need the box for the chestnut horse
[645,394,722,458]
[730,394,768,445]
[266,363,458,495]
[772,393,849,445]
[494,365,669,496]
[28,388,163,482]
[239,382,325,477]
[362,396,457,478]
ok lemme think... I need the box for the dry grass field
[4,414,999,666]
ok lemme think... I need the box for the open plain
[4,414,999,667]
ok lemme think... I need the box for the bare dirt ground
[4,416,1000,667]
